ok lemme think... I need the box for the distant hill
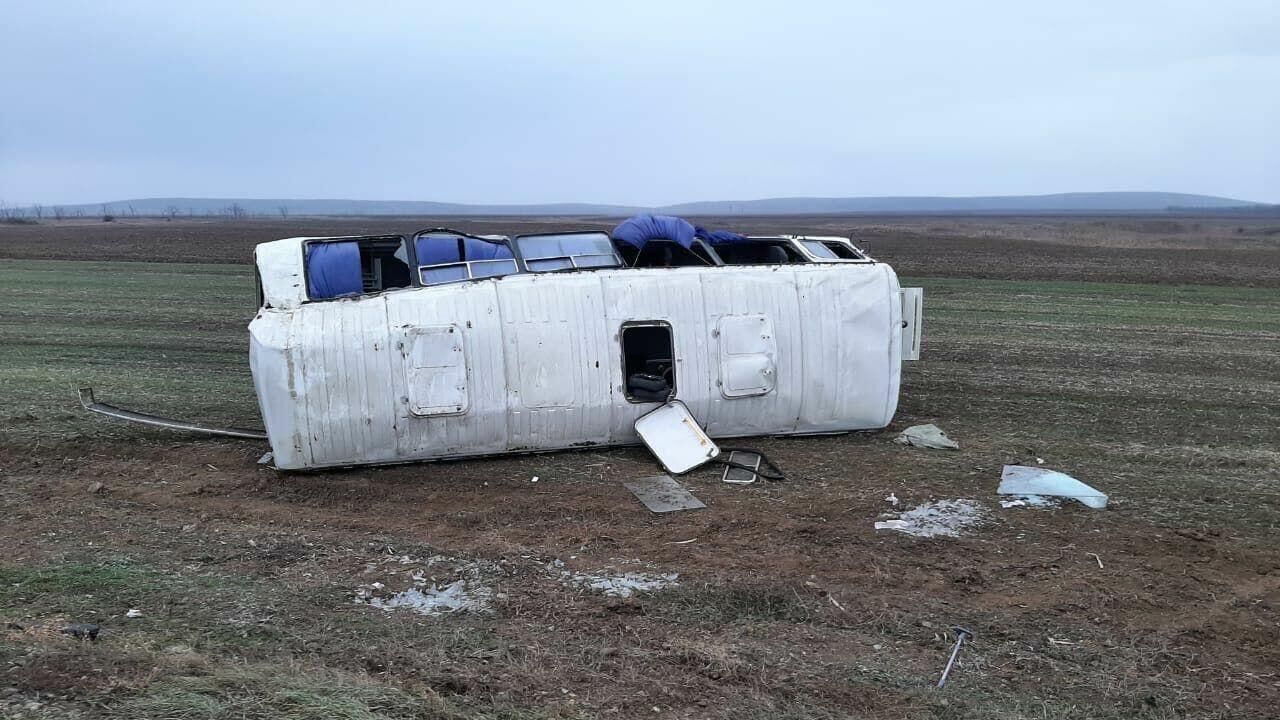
[661,192,1262,215]
[31,191,1265,218]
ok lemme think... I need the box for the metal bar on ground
[77,387,268,440]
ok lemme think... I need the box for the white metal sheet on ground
[633,401,720,474]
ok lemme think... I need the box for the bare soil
[3,214,1279,286]
[1,216,1278,719]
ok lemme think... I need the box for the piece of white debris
[885,493,900,507]
[531,476,539,483]
[874,499,985,538]
[894,424,959,450]
[357,580,490,616]
[125,609,143,618]
[998,465,1108,509]
[874,519,910,531]
[550,561,678,597]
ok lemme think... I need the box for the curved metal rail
[77,387,268,440]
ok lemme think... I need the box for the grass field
[2,223,1280,718]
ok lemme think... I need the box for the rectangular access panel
[717,314,777,398]
[403,325,469,416]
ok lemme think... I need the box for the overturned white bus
[242,216,923,470]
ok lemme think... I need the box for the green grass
[0,563,158,606]
[0,260,260,444]
[8,260,1276,718]
[106,665,474,720]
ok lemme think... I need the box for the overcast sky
[1,0,1276,206]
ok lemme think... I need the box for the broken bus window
[413,230,519,286]
[305,235,412,301]
[514,232,622,272]
[621,322,676,402]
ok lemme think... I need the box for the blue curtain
[306,241,363,299]
[414,234,513,264]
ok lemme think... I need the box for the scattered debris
[721,450,761,484]
[354,554,499,617]
[875,499,985,538]
[885,492,900,507]
[87,480,105,494]
[874,519,910,531]
[531,475,539,483]
[550,560,678,597]
[634,401,720,474]
[665,538,698,545]
[1087,552,1104,569]
[894,424,960,450]
[61,623,100,640]
[998,465,1108,509]
[624,475,706,513]
[124,608,143,618]
[256,451,274,466]
[937,626,974,689]
[357,580,490,616]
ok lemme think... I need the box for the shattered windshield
[515,232,622,272]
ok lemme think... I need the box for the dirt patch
[2,217,1279,717]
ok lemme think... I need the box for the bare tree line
[2,200,295,221]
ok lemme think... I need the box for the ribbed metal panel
[795,265,899,431]
[498,274,611,450]
[699,268,804,437]
[386,282,508,458]
[601,269,710,442]
[252,261,905,469]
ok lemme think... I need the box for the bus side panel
[387,283,509,459]
[699,269,804,436]
[795,265,900,432]
[599,271,712,443]
[497,275,612,451]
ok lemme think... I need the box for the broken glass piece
[998,465,1108,509]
